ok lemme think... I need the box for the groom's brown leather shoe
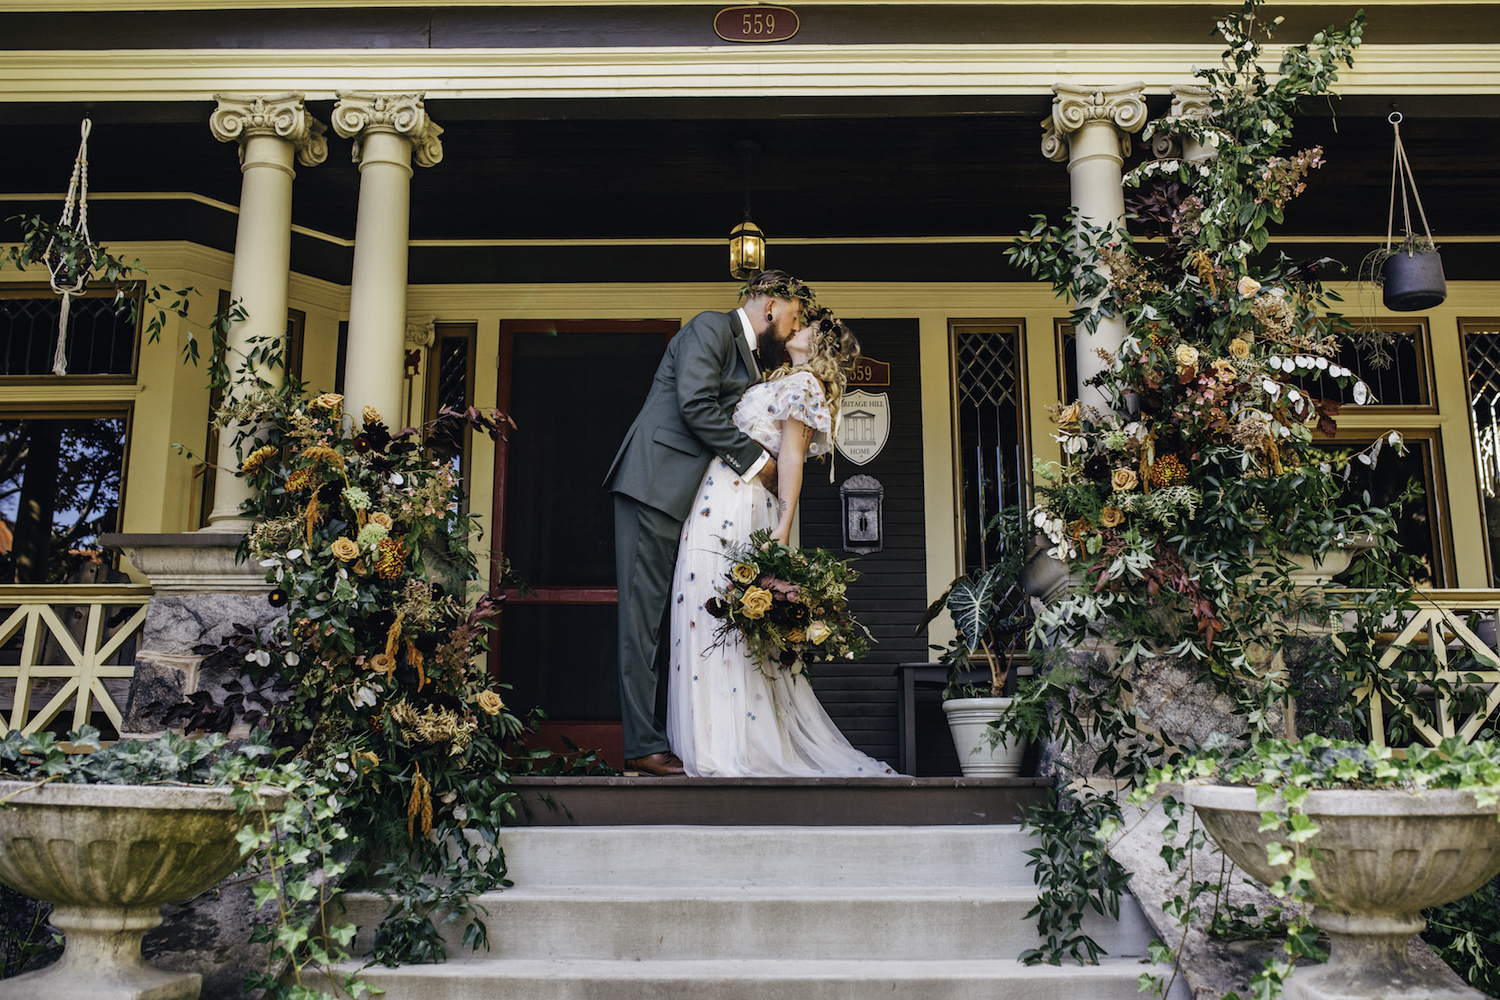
[624,752,686,776]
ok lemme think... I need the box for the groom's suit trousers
[613,494,681,758]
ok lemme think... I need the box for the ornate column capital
[210,92,328,167]
[1041,82,1148,161]
[1169,83,1214,121]
[405,314,437,348]
[331,92,444,168]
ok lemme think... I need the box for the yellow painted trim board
[2,44,1497,102]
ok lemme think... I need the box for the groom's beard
[756,327,788,372]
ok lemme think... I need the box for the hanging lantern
[729,218,765,280]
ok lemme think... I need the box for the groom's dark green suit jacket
[604,309,765,520]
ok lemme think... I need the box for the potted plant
[0,728,290,1000]
[1370,112,1447,313]
[921,509,1031,776]
[1136,735,1500,1000]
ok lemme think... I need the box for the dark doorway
[491,320,678,754]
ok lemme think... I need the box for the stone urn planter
[943,697,1026,777]
[0,780,283,1000]
[1185,783,1500,1000]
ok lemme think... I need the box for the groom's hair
[740,270,817,317]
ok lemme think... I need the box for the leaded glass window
[0,292,137,377]
[952,321,1028,573]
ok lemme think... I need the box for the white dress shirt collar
[735,307,758,356]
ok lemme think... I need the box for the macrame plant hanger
[1379,110,1447,311]
[1385,111,1435,258]
[47,117,95,376]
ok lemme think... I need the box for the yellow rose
[330,537,360,561]
[1100,506,1125,528]
[731,563,758,585]
[475,691,504,715]
[1212,358,1237,382]
[1238,276,1262,297]
[369,511,394,531]
[805,621,832,645]
[740,586,774,619]
[1175,344,1200,370]
[309,392,344,413]
[1228,338,1250,359]
[1110,468,1139,492]
[367,652,396,678]
[363,405,384,426]
[1055,401,1083,426]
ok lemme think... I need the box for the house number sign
[715,6,800,42]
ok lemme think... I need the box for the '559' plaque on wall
[715,6,800,42]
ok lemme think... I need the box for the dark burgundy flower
[352,435,372,454]
[1083,455,1110,482]
[705,597,727,618]
[779,649,798,666]
[268,589,288,608]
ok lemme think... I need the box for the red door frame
[488,320,680,685]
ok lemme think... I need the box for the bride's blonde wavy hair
[765,308,861,437]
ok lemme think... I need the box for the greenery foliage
[979,4,1466,997]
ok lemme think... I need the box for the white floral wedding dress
[665,371,897,777]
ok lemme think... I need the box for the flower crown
[738,272,818,314]
[810,307,849,355]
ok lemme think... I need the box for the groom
[604,270,816,775]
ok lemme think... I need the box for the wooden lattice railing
[1327,589,1500,748]
[0,585,151,738]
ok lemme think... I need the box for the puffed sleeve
[766,372,834,456]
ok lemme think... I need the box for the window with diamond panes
[952,321,1029,574]
[1463,321,1500,586]
[424,324,477,491]
[0,291,137,377]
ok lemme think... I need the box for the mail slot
[840,474,883,555]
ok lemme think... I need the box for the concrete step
[347,957,1168,1000]
[506,776,1052,826]
[342,885,1155,961]
[492,824,1038,888]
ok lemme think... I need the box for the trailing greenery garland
[982,4,1464,997]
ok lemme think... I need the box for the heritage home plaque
[715,6,800,42]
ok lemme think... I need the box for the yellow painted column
[333,92,443,427]
[1041,82,1147,410]
[205,93,327,530]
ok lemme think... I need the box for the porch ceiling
[1,96,1496,280]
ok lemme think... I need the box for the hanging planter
[1373,112,1447,312]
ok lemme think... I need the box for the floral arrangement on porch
[705,529,872,678]
[221,387,530,966]
[996,3,1462,998]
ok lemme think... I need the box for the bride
[666,309,897,777]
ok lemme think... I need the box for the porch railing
[1329,589,1500,748]
[0,584,152,738]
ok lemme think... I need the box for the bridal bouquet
[705,530,873,678]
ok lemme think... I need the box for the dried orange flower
[1150,454,1190,488]
[286,467,316,493]
[374,537,408,579]
[302,445,345,469]
[240,445,278,475]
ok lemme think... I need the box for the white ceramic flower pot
[1187,784,1500,1000]
[0,780,283,1000]
[943,697,1026,777]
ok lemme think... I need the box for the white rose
[806,621,832,645]
[1238,276,1262,297]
